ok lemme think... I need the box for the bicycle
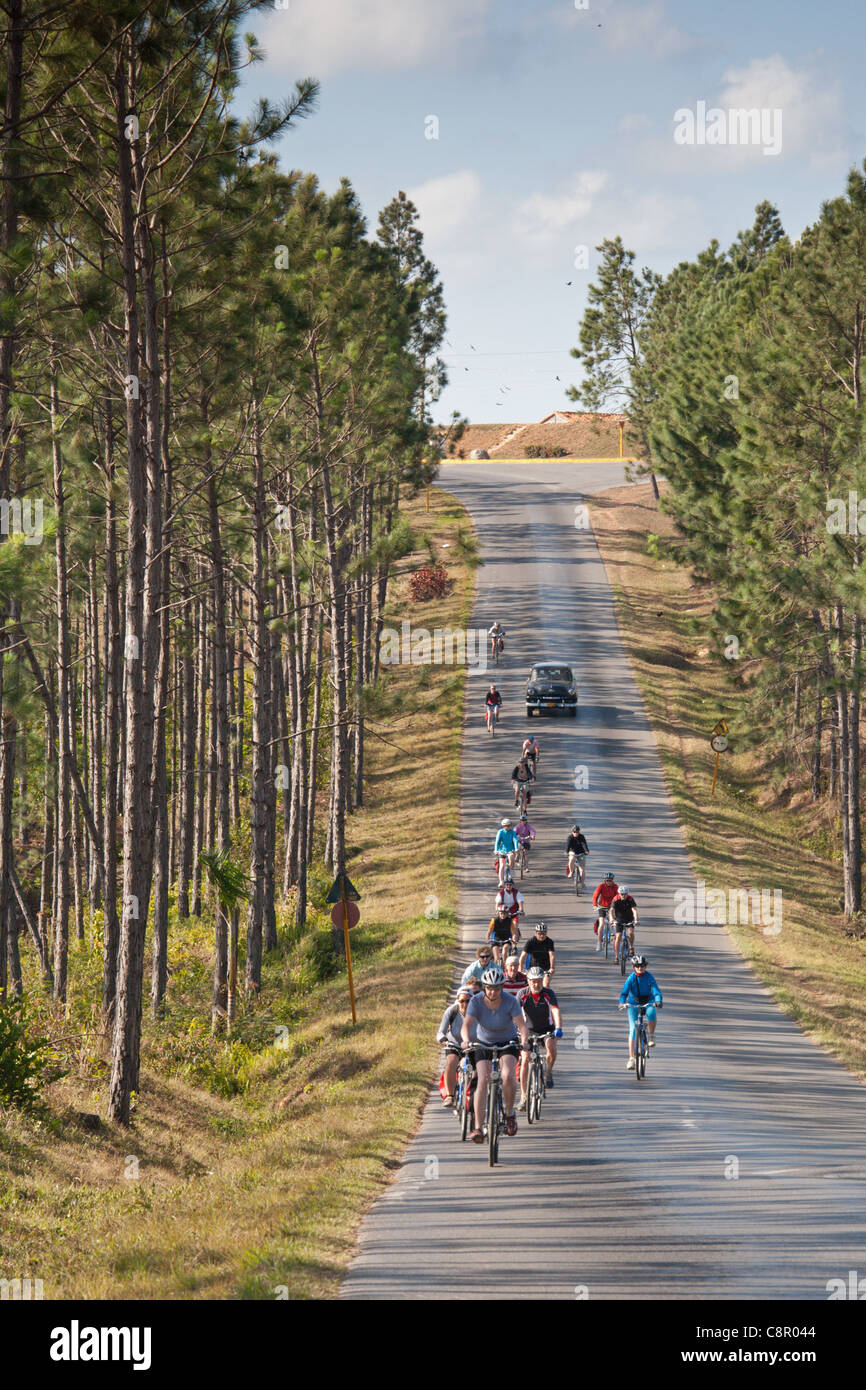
[466,1042,519,1167]
[453,1052,476,1141]
[619,1001,651,1081]
[514,781,531,816]
[486,704,499,737]
[525,1030,555,1124]
[569,852,586,897]
[596,910,612,959]
[491,634,504,665]
[516,838,530,879]
[616,920,635,977]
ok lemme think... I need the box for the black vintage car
[525,662,578,717]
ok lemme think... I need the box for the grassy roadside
[0,483,477,1300]
[589,482,866,1080]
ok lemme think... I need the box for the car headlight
[527,687,538,697]
[567,687,576,696]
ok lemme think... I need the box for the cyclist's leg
[627,1006,638,1059]
[500,1052,518,1114]
[576,853,586,884]
[443,1049,458,1100]
[627,923,636,952]
[474,1058,491,1130]
[519,1046,530,1101]
[567,850,574,878]
[546,1037,557,1075]
[646,1003,657,1040]
[491,941,502,964]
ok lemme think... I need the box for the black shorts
[491,926,513,943]
[613,918,635,932]
[473,1042,521,1063]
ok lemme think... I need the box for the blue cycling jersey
[619,971,662,1006]
[494,829,519,855]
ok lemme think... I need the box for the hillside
[439,412,637,459]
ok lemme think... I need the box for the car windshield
[531,666,572,682]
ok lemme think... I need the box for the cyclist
[493,817,519,883]
[495,870,524,928]
[511,754,535,810]
[618,955,663,1070]
[518,966,563,1106]
[592,871,619,950]
[514,812,536,871]
[521,734,539,773]
[611,884,639,963]
[487,904,519,963]
[462,964,529,1141]
[501,952,528,996]
[485,683,502,731]
[565,823,589,885]
[437,985,476,1107]
[519,921,555,986]
[460,945,493,987]
[488,621,506,660]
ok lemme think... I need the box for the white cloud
[659,55,845,168]
[405,170,483,247]
[514,171,608,249]
[257,0,493,76]
[599,2,702,59]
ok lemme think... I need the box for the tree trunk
[51,370,72,1006]
[207,470,231,1032]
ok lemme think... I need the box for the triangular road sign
[326,872,361,904]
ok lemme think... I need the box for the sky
[237,0,866,424]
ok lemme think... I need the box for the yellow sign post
[327,873,361,1024]
[710,720,728,796]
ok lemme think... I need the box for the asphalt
[341,461,866,1301]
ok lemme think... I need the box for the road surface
[342,461,866,1301]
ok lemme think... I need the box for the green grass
[0,482,479,1299]
[590,482,866,1080]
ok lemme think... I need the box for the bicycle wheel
[620,938,628,976]
[603,924,610,960]
[533,1059,544,1122]
[488,1075,500,1166]
[461,1074,472,1140]
[636,1028,646,1081]
[574,866,581,897]
[526,1063,536,1125]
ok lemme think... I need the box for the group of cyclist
[440,930,563,1141]
[437,626,666,1145]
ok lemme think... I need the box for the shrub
[0,997,57,1112]
[525,444,568,459]
[409,566,448,601]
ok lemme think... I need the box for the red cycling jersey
[592,881,619,909]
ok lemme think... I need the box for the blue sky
[239,0,866,423]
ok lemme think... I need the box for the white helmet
[481,964,505,987]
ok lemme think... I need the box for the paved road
[342,461,866,1301]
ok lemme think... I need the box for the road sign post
[327,873,361,1024]
[710,722,728,796]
